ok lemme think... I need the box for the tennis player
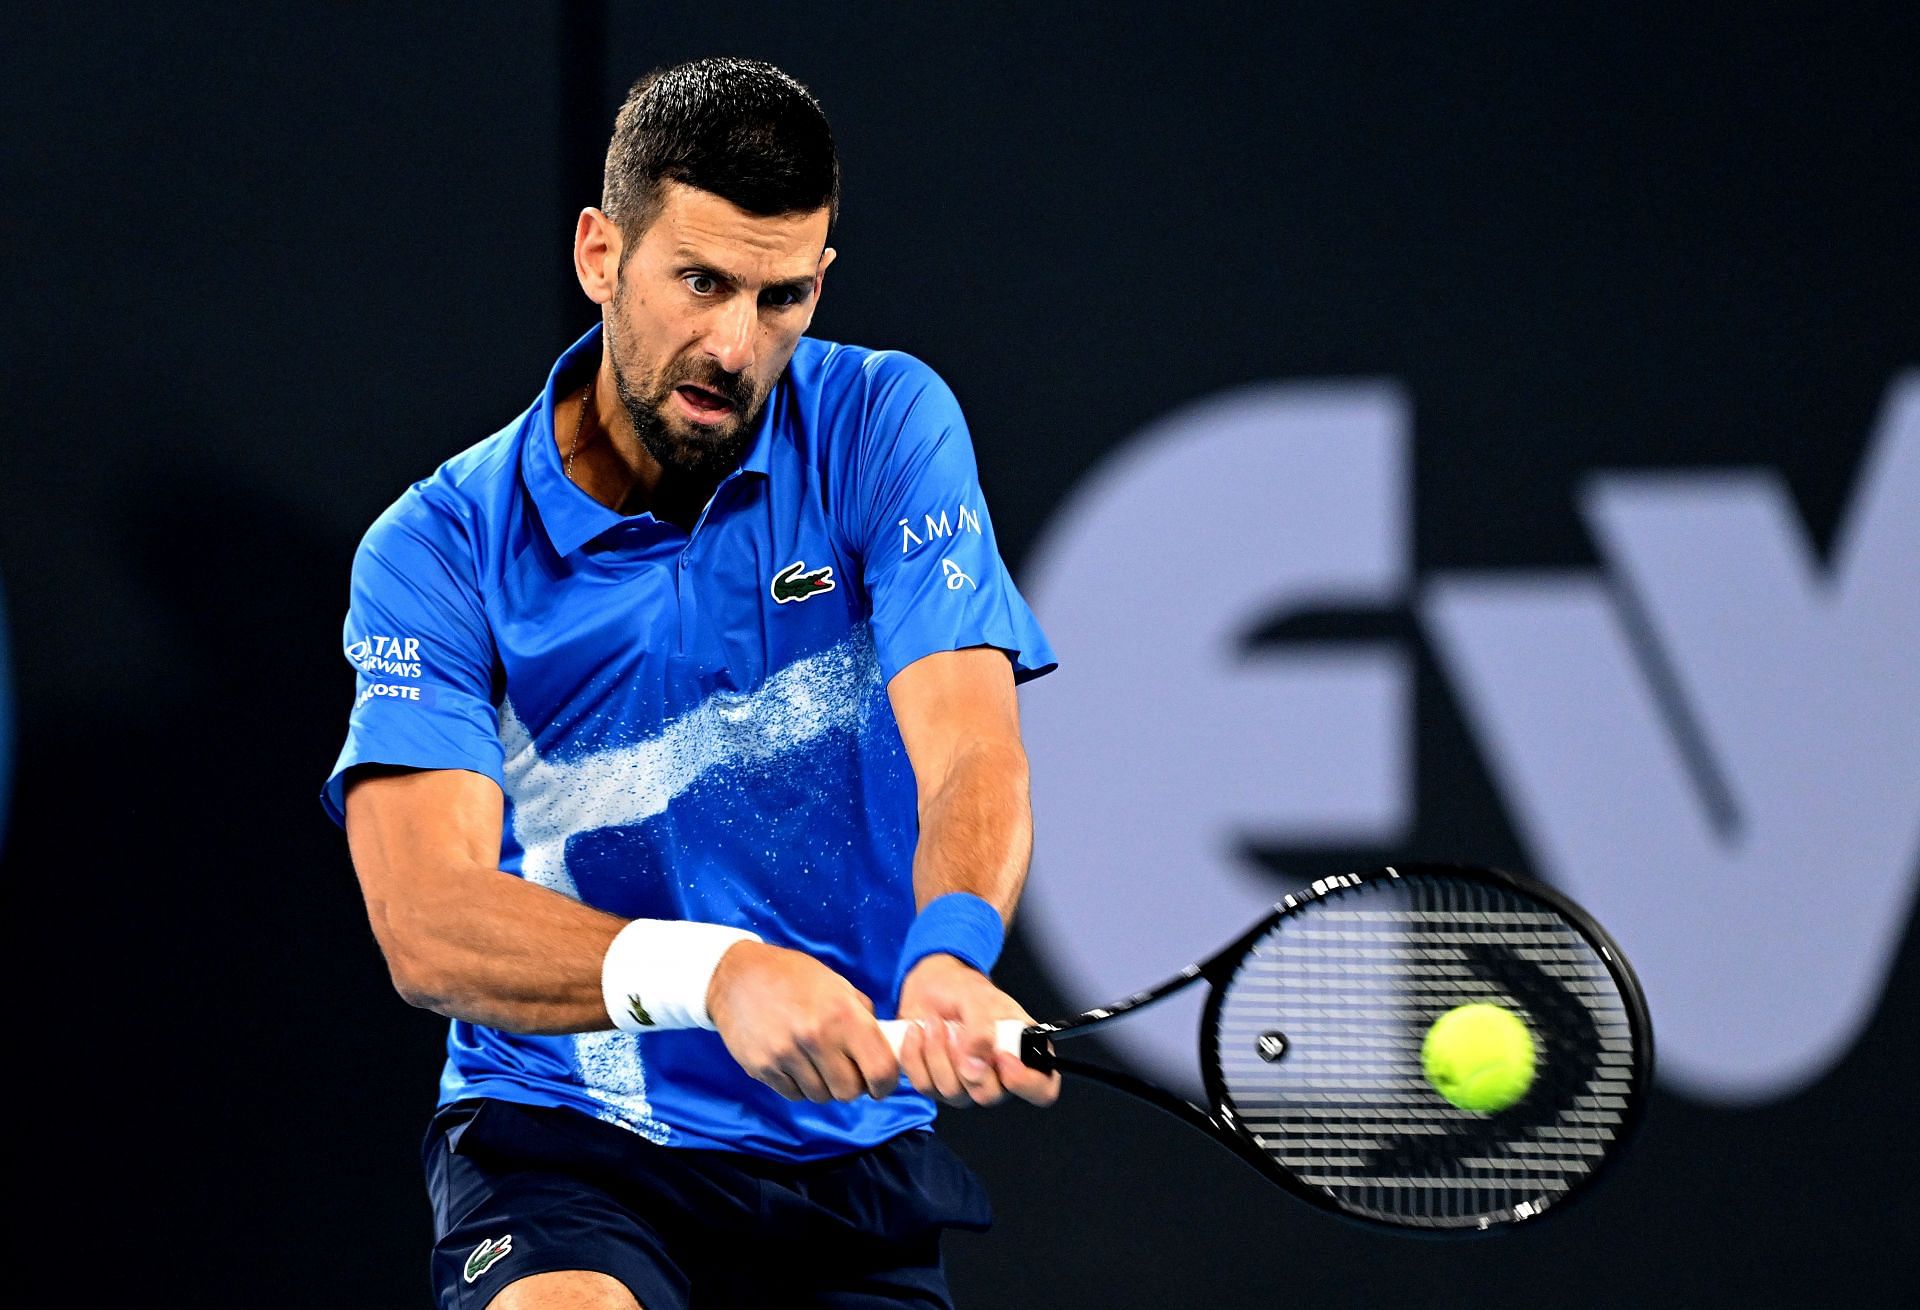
[321,58,1059,1310]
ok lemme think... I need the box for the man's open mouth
[674,383,736,417]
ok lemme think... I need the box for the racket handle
[877,1017,1028,1060]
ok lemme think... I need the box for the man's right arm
[343,764,899,1099]
[344,765,623,1033]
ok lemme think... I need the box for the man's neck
[559,366,723,533]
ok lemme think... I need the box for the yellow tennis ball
[1422,1003,1536,1113]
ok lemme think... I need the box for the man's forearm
[894,734,1061,1108]
[909,738,1033,920]
[372,864,624,1034]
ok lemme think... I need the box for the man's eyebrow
[672,252,743,285]
[672,250,815,294]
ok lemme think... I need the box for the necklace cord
[565,382,592,484]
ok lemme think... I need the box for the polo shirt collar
[523,323,780,557]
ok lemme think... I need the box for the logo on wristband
[626,995,656,1027]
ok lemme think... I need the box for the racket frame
[1022,862,1654,1234]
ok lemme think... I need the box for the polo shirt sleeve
[318,499,504,829]
[850,353,1057,686]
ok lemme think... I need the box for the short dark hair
[602,58,839,242]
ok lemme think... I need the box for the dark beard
[606,326,764,483]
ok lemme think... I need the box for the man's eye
[763,287,804,309]
[685,274,718,296]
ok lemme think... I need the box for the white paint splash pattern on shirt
[497,629,883,1137]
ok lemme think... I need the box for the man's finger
[920,1019,969,1105]
[811,1049,870,1102]
[780,1055,833,1104]
[762,1068,806,1101]
[953,1014,1001,1086]
[997,1050,1062,1107]
[959,986,1035,1082]
[897,1018,933,1094]
[941,1005,1003,1105]
[960,1042,1008,1107]
[846,1018,901,1099]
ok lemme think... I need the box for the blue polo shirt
[321,325,1054,1161]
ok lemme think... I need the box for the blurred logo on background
[1020,373,1919,1106]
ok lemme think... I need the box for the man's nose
[703,296,756,375]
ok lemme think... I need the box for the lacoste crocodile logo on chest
[771,560,836,603]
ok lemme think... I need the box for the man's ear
[575,208,622,307]
[809,246,836,317]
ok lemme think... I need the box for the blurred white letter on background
[1025,373,1918,1106]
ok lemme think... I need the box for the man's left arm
[887,645,1061,1108]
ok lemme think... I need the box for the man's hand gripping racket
[882,863,1652,1234]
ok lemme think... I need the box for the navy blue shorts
[423,1099,993,1309]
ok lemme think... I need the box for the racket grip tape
[877,1018,1033,1064]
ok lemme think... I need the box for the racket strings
[1211,874,1639,1230]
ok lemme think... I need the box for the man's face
[602,181,832,480]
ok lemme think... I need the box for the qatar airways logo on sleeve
[345,634,423,678]
[1020,373,1918,1107]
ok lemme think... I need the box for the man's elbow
[976,737,1030,796]
[387,953,454,1013]
[367,899,459,1013]
[1002,739,1032,791]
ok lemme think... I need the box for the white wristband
[600,919,761,1033]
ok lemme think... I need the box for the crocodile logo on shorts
[463,1234,513,1284]
[627,994,656,1027]
[771,560,836,604]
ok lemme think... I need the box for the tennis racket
[880,862,1651,1234]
